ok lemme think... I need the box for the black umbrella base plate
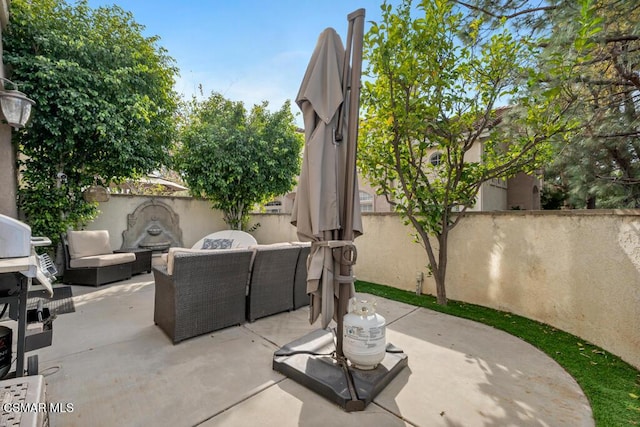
[273,328,408,412]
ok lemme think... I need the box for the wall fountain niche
[122,200,183,252]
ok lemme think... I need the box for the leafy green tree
[4,0,179,243]
[175,93,303,230]
[460,0,640,208]
[542,1,639,208]
[359,0,567,304]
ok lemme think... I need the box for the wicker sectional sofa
[61,230,136,286]
[153,249,254,344]
[153,242,311,344]
[246,244,300,322]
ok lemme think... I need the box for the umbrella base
[273,328,408,411]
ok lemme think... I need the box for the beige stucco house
[262,132,541,214]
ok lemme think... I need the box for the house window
[429,152,443,166]
[359,191,374,212]
[265,200,282,213]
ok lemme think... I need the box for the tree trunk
[223,202,245,230]
[411,217,449,306]
[435,231,448,305]
[434,267,448,305]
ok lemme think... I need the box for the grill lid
[0,214,31,258]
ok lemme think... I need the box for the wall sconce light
[0,77,35,129]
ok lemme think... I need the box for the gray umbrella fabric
[275,12,407,413]
[291,27,363,329]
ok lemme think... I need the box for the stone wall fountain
[121,200,183,252]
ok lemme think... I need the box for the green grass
[355,280,640,426]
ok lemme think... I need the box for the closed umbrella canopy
[291,27,363,329]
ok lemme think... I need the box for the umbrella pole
[336,8,365,360]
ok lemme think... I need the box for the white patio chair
[191,230,257,250]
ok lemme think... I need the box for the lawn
[355,280,640,426]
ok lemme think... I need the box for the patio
[22,272,593,427]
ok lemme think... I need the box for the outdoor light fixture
[0,77,35,129]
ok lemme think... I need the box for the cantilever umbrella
[277,11,406,411]
[291,27,363,331]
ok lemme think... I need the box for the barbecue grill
[0,214,55,377]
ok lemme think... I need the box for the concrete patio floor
[31,273,592,426]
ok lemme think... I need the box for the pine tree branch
[594,131,640,139]
[595,175,640,185]
[574,77,637,87]
[609,46,640,89]
[453,1,557,20]
[603,35,640,43]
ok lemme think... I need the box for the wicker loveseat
[61,230,136,286]
[153,242,311,343]
[246,244,301,322]
[245,242,312,321]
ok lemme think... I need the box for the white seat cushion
[69,252,135,268]
[166,247,219,275]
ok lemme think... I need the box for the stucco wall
[88,195,640,369]
[0,126,16,218]
[0,1,18,218]
[450,212,638,369]
[354,210,639,369]
[86,195,226,249]
[477,180,508,212]
[251,213,300,243]
[507,172,541,210]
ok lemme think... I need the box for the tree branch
[596,175,640,185]
[603,35,640,43]
[453,1,557,20]
[595,131,640,139]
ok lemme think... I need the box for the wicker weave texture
[247,246,300,322]
[153,250,253,343]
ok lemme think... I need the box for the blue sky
[86,1,385,125]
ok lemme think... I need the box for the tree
[542,1,640,208]
[3,0,179,243]
[175,93,303,230]
[359,0,567,304]
[460,0,640,208]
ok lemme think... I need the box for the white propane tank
[343,298,386,370]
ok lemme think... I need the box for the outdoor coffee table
[115,248,152,275]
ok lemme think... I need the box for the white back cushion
[67,230,112,259]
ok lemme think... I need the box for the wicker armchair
[246,245,301,322]
[153,249,253,344]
